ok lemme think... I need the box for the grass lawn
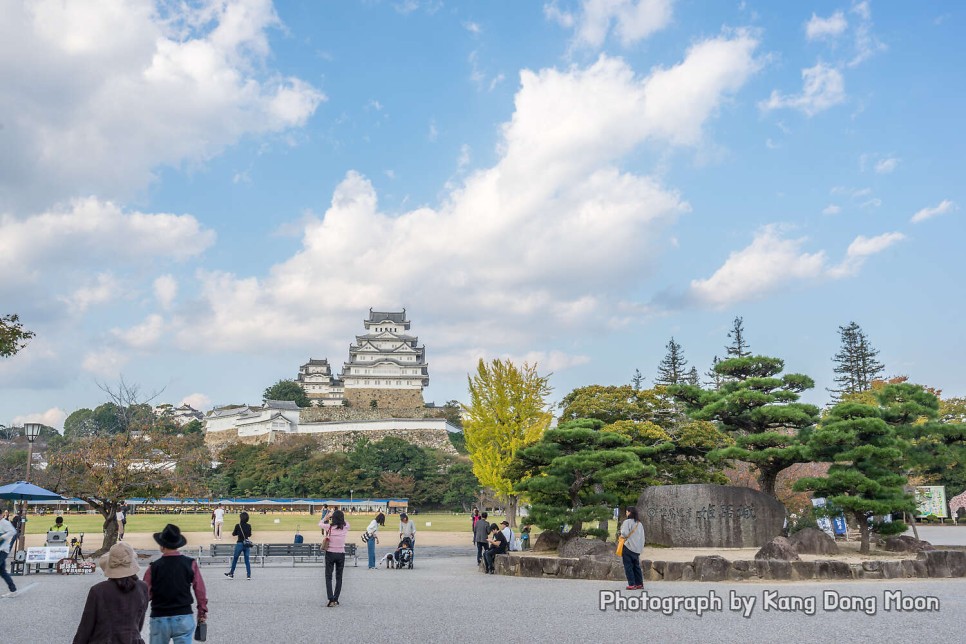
[26,512,477,536]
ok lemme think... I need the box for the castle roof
[265,399,300,410]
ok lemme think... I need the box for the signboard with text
[26,546,70,563]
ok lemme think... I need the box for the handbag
[194,621,207,642]
[239,524,253,548]
[320,528,331,552]
[360,530,371,543]
[616,521,640,557]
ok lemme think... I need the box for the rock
[559,538,615,558]
[681,564,695,581]
[540,558,560,576]
[861,561,883,579]
[664,561,686,581]
[791,561,816,580]
[789,528,839,555]
[883,535,933,553]
[755,537,801,561]
[518,556,545,577]
[575,556,614,580]
[652,560,667,579]
[532,530,563,553]
[728,560,758,581]
[494,554,513,575]
[880,561,905,579]
[901,559,928,578]
[918,550,966,578]
[693,555,731,582]
[638,484,787,548]
[757,559,793,580]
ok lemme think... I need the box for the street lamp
[17,423,43,550]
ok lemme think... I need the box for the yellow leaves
[463,358,552,498]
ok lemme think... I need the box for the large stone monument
[638,484,786,548]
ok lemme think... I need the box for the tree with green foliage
[559,385,672,426]
[794,397,915,554]
[830,322,885,401]
[263,379,311,407]
[630,369,644,390]
[705,356,724,390]
[670,355,819,498]
[511,419,655,541]
[0,314,34,357]
[655,337,688,386]
[463,358,552,527]
[685,366,699,386]
[726,316,751,358]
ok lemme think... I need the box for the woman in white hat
[72,542,149,643]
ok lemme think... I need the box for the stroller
[388,537,414,569]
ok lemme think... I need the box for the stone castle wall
[299,404,446,424]
[342,388,424,409]
[205,425,457,456]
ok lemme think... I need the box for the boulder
[532,530,563,552]
[756,559,793,580]
[917,550,966,578]
[788,528,839,555]
[693,555,731,582]
[575,556,614,580]
[791,561,816,580]
[880,561,905,579]
[559,538,614,558]
[755,537,801,561]
[883,535,933,553]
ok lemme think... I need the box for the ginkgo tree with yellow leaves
[462,358,552,528]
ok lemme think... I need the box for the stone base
[494,550,966,582]
[343,388,424,409]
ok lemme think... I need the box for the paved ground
[4,544,965,643]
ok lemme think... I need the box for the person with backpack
[619,506,645,590]
[143,524,208,643]
[225,512,253,580]
[473,511,490,565]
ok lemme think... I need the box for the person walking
[116,506,126,541]
[72,542,148,643]
[225,512,253,580]
[398,513,416,562]
[212,504,225,540]
[143,524,208,643]
[473,511,490,565]
[619,506,645,590]
[364,512,385,569]
[322,509,350,607]
[0,513,18,598]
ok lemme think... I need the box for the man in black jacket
[143,524,208,643]
[483,523,508,574]
[473,511,490,564]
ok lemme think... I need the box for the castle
[296,309,429,408]
[204,309,458,455]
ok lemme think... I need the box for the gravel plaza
[3,537,966,644]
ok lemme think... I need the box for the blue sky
[1,0,963,430]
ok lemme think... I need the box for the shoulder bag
[240,524,253,548]
[320,526,331,552]
[615,521,639,557]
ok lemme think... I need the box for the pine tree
[630,369,644,390]
[795,393,915,554]
[830,322,885,400]
[685,366,699,386]
[705,355,724,389]
[655,337,688,386]
[726,316,751,358]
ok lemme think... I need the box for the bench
[197,542,357,567]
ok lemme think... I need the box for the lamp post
[18,423,43,550]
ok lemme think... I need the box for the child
[520,525,532,551]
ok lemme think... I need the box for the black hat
[500,520,509,526]
[153,524,187,549]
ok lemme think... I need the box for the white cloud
[822,204,841,215]
[82,348,129,379]
[171,34,761,353]
[806,11,848,40]
[688,226,827,308]
[0,198,215,293]
[181,393,212,411]
[61,273,123,313]
[689,226,904,307]
[12,407,68,431]
[911,199,957,224]
[154,275,179,310]
[457,144,472,171]
[428,119,439,142]
[874,157,899,174]
[463,21,482,34]
[827,231,905,278]
[113,314,165,350]
[552,0,675,49]
[848,1,886,67]
[0,0,325,211]
[760,63,845,116]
